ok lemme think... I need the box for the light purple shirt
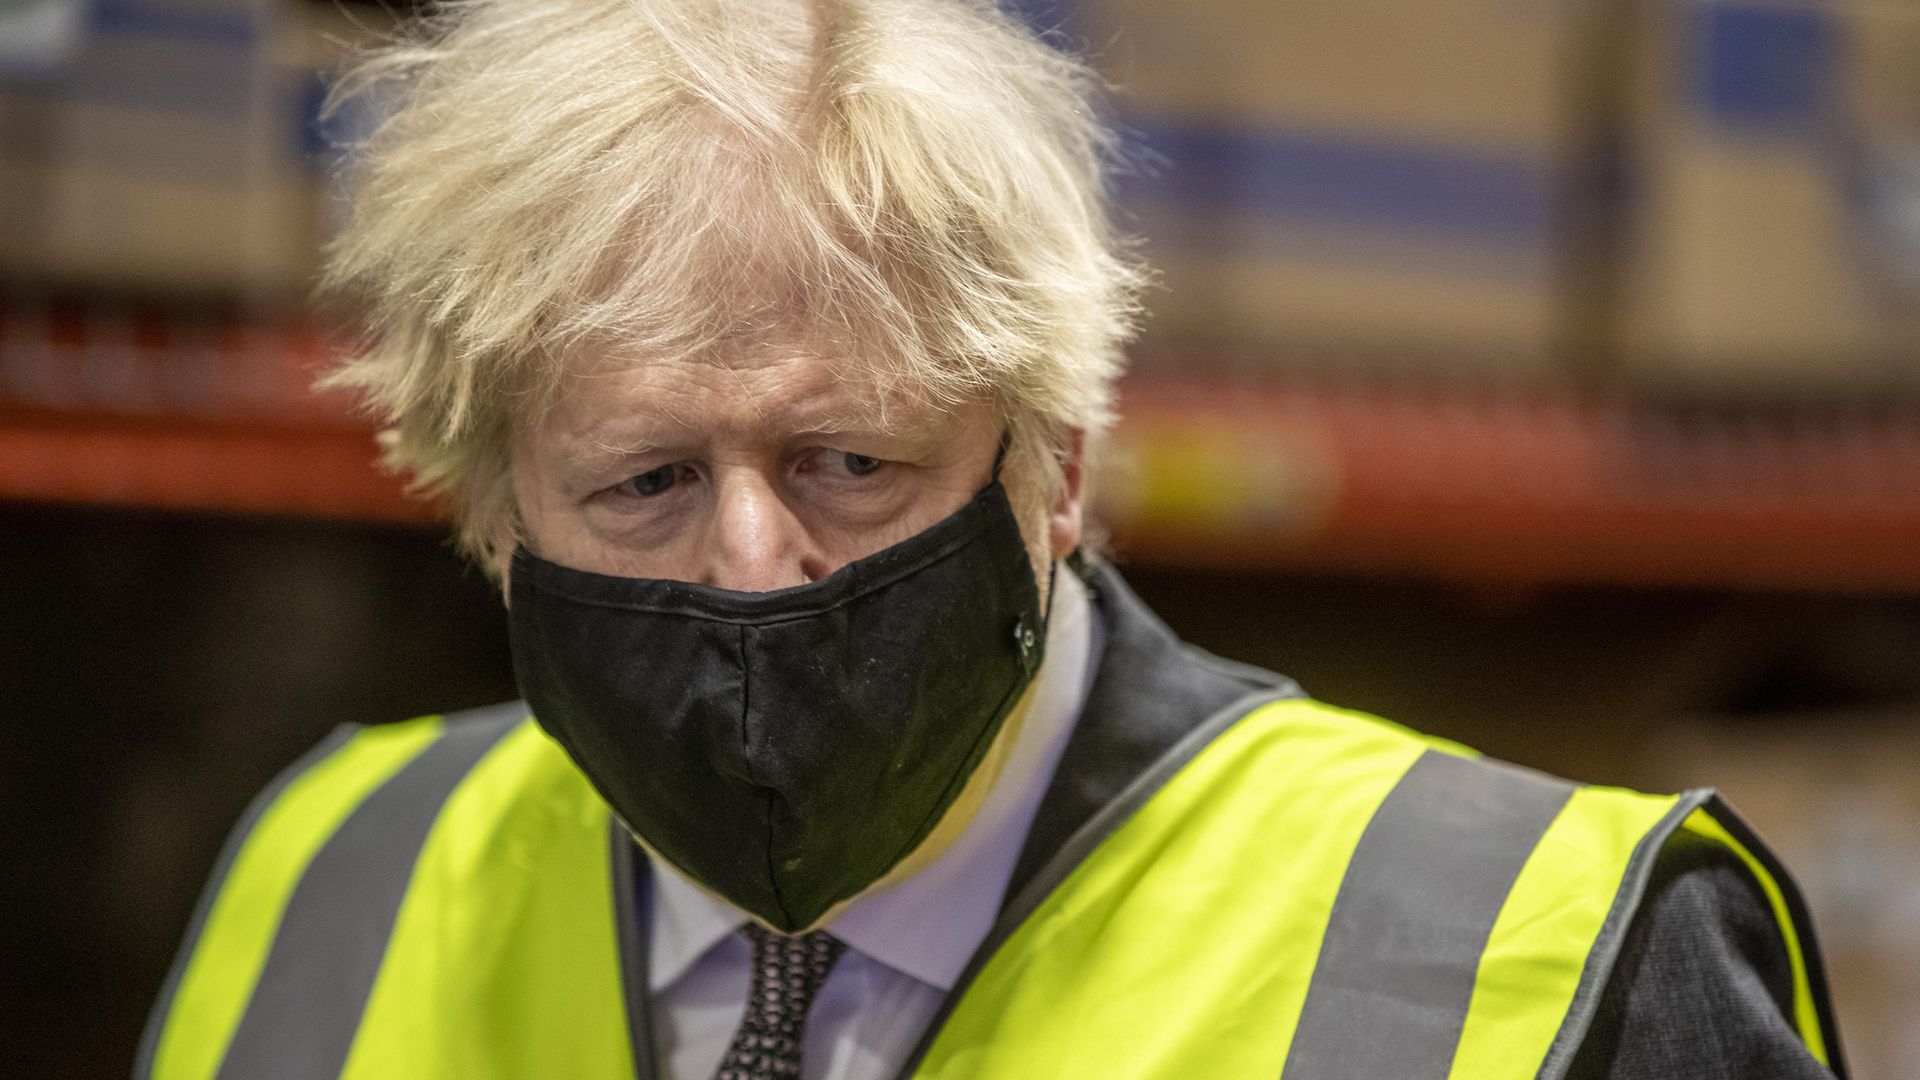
[645,568,1099,1080]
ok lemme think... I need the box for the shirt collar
[646,566,1098,993]
[646,848,749,992]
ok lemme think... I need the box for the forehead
[526,343,957,452]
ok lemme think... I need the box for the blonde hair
[320,0,1146,566]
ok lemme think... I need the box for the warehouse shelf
[0,406,429,523]
[4,300,1920,590]
[1107,372,1920,592]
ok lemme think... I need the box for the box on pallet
[1618,0,1920,400]
[1072,0,1615,382]
[0,0,373,300]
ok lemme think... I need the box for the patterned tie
[713,925,848,1080]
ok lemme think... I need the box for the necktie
[713,925,848,1080]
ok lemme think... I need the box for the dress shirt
[645,566,1099,1080]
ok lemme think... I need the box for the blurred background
[4,0,1920,1076]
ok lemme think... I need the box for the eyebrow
[550,385,955,479]
[561,418,895,473]
[579,436,664,465]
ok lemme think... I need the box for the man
[139,1,1845,1077]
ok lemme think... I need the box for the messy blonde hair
[320,0,1145,566]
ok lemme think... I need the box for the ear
[1048,427,1086,560]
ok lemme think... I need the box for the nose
[700,472,827,592]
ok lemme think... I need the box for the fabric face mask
[507,477,1047,932]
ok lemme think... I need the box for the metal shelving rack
[5,298,1920,591]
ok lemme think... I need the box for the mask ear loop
[991,427,1061,628]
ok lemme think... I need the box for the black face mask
[507,476,1046,932]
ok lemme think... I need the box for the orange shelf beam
[0,408,431,524]
[1105,379,1920,591]
[5,300,1920,590]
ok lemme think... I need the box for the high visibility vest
[139,695,1841,1080]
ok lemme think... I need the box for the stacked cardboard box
[1075,0,1920,400]
[1618,0,1920,399]
[8,0,1916,405]
[1077,0,1617,382]
[0,0,362,299]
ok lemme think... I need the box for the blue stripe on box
[90,0,259,48]
[0,1,265,123]
[1690,3,1835,132]
[56,33,257,120]
[1116,115,1560,249]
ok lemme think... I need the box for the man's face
[510,345,1080,588]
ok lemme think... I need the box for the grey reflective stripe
[136,724,364,1080]
[212,703,525,1080]
[1280,749,1576,1080]
[610,825,661,1080]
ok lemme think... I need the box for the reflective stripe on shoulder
[140,702,524,1080]
[1280,749,1576,1080]
[1288,758,1845,1080]
[337,717,637,1080]
[140,719,441,1080]
[1448,782,1679,1079]
[1529,790,1848,1080]
[910,695,1839,1080]
[1681,800,1843,1074]
[137,723,380,1080]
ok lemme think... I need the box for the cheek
[798,507,921,572]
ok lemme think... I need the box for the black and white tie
[713,925,847,1080]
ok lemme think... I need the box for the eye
[619,464,680,497]
[840,452,884,477]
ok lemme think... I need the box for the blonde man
[141,2,1843,1078]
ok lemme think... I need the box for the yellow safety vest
[139,696,1840,1080]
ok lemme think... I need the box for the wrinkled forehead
[522,335,980,451]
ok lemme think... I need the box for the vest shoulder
[1202,699,1829,990]
[270,700,535,809]
[139,702,623,1080]
[1230,695,1685,799]
[1230,695,1481,763]
[197,701,568,915]
[288,701,574,828]
[1188,697,1692,863]
[1221,698,1822,931]
[929,698,1737,1080]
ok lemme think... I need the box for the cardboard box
[0,0,359,299]
[1075,0,1615,381]
[1618,0,1920,400]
